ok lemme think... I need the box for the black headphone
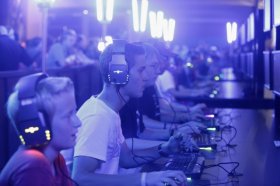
[107,40,129,85]
[15,73,50,147]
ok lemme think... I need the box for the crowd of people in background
[0,25,229,74]
[0,26,100,71]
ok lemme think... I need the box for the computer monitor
[250,13,255,40]
[247,13,255,42]
[273,0,280,27]
[264,0,271,32]
[246,52,254,78]
[264,51,273,89]
[273,50,280,95]
[240,24,246,45]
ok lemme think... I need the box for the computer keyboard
[141,153,205,179]
[193,132,217,150]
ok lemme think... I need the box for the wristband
[158,144,169,157]
[141,172,147,186]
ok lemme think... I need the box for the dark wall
[0,0,8,25]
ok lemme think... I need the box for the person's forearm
[125,138,164,150]
[169,88,204,98]
[138,128,170,141]
[120,145,161,168]
[73,172,142,186]
[160,112,185,123]
[170,101,188,113]
[143,115,166,129]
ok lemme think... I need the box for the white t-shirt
[74,96,125,175]
[155,70,175,102]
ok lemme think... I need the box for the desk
[200,108,279,186]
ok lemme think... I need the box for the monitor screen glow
[264,0,271,32]
[273,0,280,26]
[247,13,255,41]
[240,24,246,44]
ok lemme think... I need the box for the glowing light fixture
[132,0,149,32]
[106,0,114,22]
[34,0,55,7]
[232,22,237,41]
[98,36,113,52]
[96,0,114,23]
[149,11,157,38]
[96,0,103,22]
[163,18,176,42]
[226,22,238,44]
[149,11,164,38]
[83,9,89,15]
[226,22,232,44]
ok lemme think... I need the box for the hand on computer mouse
[146,170,186,186]
[179,121,206,133]
[162,133,184,155]
[189,103,207,114]
[186,112,206,122]
[181,135,199,153]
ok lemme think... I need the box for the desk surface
[199,108,279,186]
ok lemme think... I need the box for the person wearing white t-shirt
[156,70,176,102]
[72,41,187,186]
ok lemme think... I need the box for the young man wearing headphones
[72,41,187,186]
[120,43,203,145]
[0,73,81,185]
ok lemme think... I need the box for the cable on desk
[196,179,239,186]
[203,162,243,178]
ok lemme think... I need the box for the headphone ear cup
[108,63,129,85]
[15,73,50,147]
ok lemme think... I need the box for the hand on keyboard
[161,133,185,155]
[146,170,186,186]
[178,121,206,134]
[180,135,199,153]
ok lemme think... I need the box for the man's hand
[161,133,184,155]
[178,121,206,134]
[146,170,186,186]
[189,103,206,113]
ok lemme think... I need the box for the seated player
[0,73,81,186]
[120,43,204,144]
[72,41,187,186]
